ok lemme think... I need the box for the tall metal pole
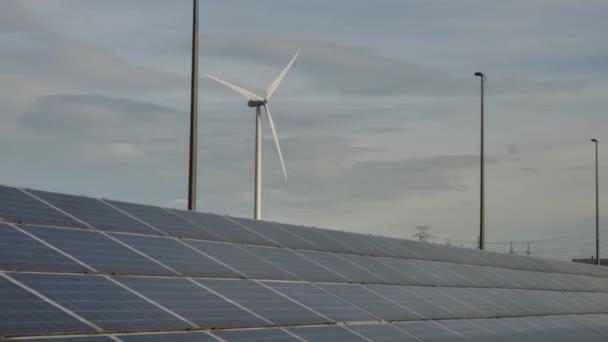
[187,0,199,211]
[592,138,599,265]
[254,106,262,220]
[474,72,486,250]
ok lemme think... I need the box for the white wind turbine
[208,52,299,220]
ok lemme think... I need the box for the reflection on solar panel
[2,185,608,340]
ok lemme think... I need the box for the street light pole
[474,72,486,250]
[188,0,199,211]
[592,138,599,265]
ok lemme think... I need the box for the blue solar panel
[18,337,115,341]
[287,325,367,341]
[395,321,466,341]
[118,277,266,329]
[294,249,387,283]
[105,200,218,240]
[274,223,356,254]
[0,275,94,336]
[338,254,412,284]
[0,185,84,228]
[110,233,242,278]
[226,217,324,251]
[471,318,525,340]
[262,281,376,322]
[10,273,187,332]
[402,286,484,319]
[347,323,421,341]
[437,319,494,340]
[316,229,391,257]
[439,287,509,317]
[366,284,453,320]
[212,328,300,341]
[27,189,160,235]
[21,225,172,275]
[181,239,297,280]
[373,257,446,285]
[317,283,416,321]
[171,210,275,246]
[197,279,327,325]
[244,245,347,282]
[118,332,216,342]
[0,223,87,272]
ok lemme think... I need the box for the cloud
[0,0,31,32]
[520,166,538,173]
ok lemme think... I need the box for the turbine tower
[208,52,299,220]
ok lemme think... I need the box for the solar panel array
[2,184,608,341]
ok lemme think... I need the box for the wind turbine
[208,52,299,220]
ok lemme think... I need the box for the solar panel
[262,281,376,322]
[226,216,323,250]
[338,254,413,284]
[181,239,297,280]
[351,234,413,259]
[118,332,217,342]
[117,276,265,329]
[196,279,327,325]
[0,275,94,336]
[403,286,484,319]
[244,245,347,282]
[313,229,385,256]
[18,337,116,341]
[471,318,524,340]
[26,189,160,235]
[20,225,172,275]
[109,233,242,278]
[10,273,188,331]
[104,200,217,240]
[273,223,356,254]
[294,249,387,283]
[287,325,368,341]
[0,223,87,272]
[437,319,493,340]
[373,257,446,285]
[212,328,300,341]
[317,283,418,321]
[0,185,84,228]
[438,287,510,317]
[394,321,466,341]
[345,323,421,341]
[171,210,275,246]
[366,284,454,320]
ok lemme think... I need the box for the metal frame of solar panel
[2,184,608,341]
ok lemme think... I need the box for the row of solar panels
[0,185,604,278]
[9,314,608,342]
[2,223,607,293]
[3,271,608,337]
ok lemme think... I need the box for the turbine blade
[207,74,263,101]
[264,104,287,180]
[265,51,300,100]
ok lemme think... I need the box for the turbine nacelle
[248,100,267,108]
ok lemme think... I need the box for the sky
[1,0,607,260]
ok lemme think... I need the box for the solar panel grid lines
[103,276,199,329]
[2,223,93,273]
[291,249,388,284]
[261,280,379,323]
[102,200,218,241]
[170,210,277,247]
[0,186,86,229]
[116,277,269,329]
[19,225,174,276]
[346,323,423,341]
[337,254,416,285]
[95,200,166,236]
[272,223,359,255]
[394,320,467,341]
[117,331,219,342]
[243,245,349,282]
[196,278,329,326]
[286,325,369,342]
[181,239,298,281]
[0,272,102,335]
[19,189,98,229]
[211,327,303,341]
[379,237,426,260]
[109,233,245,278]
[318,283,424,321]
[23,189,162,236]
[224,216,324,251]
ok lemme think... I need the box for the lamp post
[188,0,199,211]
[474,72,486,250]
[592,138,599,265]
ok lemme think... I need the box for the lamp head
[592,139,598,143]
[474,72,486,81]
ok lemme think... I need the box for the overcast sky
[1,0,607,260]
